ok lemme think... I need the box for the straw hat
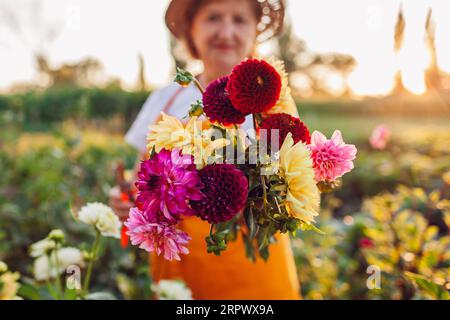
[165,0,285,43]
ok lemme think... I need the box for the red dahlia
[202,76,247,126]
[190,164,248,224]
[260,113,311,148]
[226,58,282,114]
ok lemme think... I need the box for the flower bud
[174,68,194,87]
[47,229,65,244]
[188,101,204,117]
[0,261,8,274]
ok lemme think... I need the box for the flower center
[256,76,265,87]
[147,175,161,189]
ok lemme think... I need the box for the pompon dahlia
[125,207,191,261]
[308,130,357,182]
[190,164,248,224]
[260,113,311,149]
[203,76,247,126]
[135,148,204,224]
[226,58,282,114]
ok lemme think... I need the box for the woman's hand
[109,186,134,222]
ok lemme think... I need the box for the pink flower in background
[125,207,191,261]
[135,148,204,224]
[309,130,357,182]
[369,124,391,150]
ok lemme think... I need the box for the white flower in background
[78,202,121,238]
[29,238,57,258]
[33,247,85,281]
[151,280,193,300]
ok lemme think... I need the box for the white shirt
[125,82,254,152]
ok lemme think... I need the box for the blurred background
[0,0,449,300]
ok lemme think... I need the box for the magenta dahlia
[226,58,282,114]
[190,164,248,224]
[260,113,311,149]
[135,148,204,224]
[202,76,247,126]
[125,207,191,261]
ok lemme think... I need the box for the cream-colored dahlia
[78,202,121,238]
[33,247,85,281]
[279,133,320,223]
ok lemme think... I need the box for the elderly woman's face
[190,0,258,70]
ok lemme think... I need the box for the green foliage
[0,87,149,130]
[0,127,150,299]
[1,101,449,300]
[292,138,449,300]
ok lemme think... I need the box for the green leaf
[63,288,79,300]
[17,283,42,300]
[243,235,256,262]
[245,207,258,240]
[405,272,449,300]
[301,223,326,235]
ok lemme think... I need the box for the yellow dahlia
[147,112,193,152]
[264,57,298,117]
[279,133,320,224]
[0,262,20,300]
[146,112,229,168]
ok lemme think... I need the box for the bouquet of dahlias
[125,57,357,261]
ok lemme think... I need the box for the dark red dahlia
[202,76,247,126]
[260,113,311,149]
[226,58,282,114]
[190,164,248,224]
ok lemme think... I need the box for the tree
[137,53,148,91]
[392,4,406,95]
[276,19,356,98]
[35,54,104,88]
[424,8,442,92]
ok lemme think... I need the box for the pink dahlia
[226,58,282,114]
[309,130,357,182]
[125,207,191,261]
[203,76,247,126]
[190,164,248,224]
[369,124,390,150]
[135,148,203,224]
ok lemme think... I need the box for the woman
[111,0,300,300]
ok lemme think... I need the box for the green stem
[209,223,215,244]
[53,243,64,299]
[46,253,59,300]
[260,174,269,214]
[193,78,205,95]
[82,229,101,297]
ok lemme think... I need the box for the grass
[300,112,450,143]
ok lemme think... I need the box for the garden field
[1,92,449,300]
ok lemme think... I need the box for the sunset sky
[1,0,449,95]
